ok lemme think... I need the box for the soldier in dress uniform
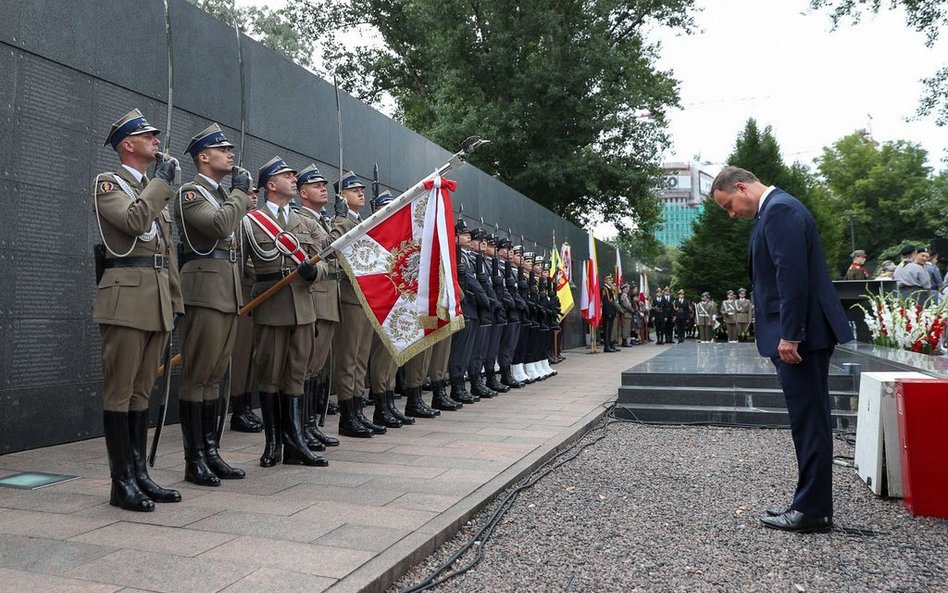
[651,288,667,345]
[447,219,483,405]
[600,274,618,352]
[538,259,558,376]
[482,234,511,393]
[721,289,739,343]
[672,289,691,344]
[229,184,264,433]
[498,237,525,388]
[93,109,183,511]
[694,292,717,343]
[513,250,537,382]
[735,287,752,341]
[843,250,870,280]
[242,157,329,466]
[467,228,499,397]
[295,163,343,448]
[331,171,390,436]
[173,124,252,486]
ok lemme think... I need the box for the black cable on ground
[397,399,880,592]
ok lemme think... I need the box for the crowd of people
[597,280,757,349]
[92,109,566,512]
[844,246,946,304]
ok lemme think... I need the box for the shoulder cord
[241,216,281,262]
[93,173,159,257]
[177,184,224,257]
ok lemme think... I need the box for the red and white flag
[335,175,464,365]
[580,232,601,327]
[614,244,623,294]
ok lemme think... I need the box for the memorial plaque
[0,113,15,181]
[15,114,90,191]
[0,384,97,454]
[6,319,88,389]
[17,52,93,131]
[6,255,90,320]
[0,46,15,110]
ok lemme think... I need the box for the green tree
[810,0,948,125]
[676,119,842,298]
[817,133,938,268]
[288,0,695,238]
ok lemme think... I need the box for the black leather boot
[470,374,497,399]
[229,393,263,433]
[104,411,155,512]
[128,410,181,503]
[180,401,221,486]
[405,386,440,418]
[386,390,414,425]
[201,401,245,479]
[354,397,387,434]
[421,377,433,392]
[486,371,510,393]
[372,392,403,428]
[432,380,462,411]
[259,392,282,467]
[449,376,478,404]
[338,398,374,438]
[302,379,326,452]
[306,380,339,447]
[281,394,329,467]
[500,368,523,389]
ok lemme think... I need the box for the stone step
[614,402,858,429]
[617,385,857,411]
[620,371,856,392]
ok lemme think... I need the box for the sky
[238,0,945,237]
[652,0,946,172]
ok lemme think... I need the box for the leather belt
[256,269,294,282]
[103,254,169,270]
[899,285,923,290]
[181,249,237,264]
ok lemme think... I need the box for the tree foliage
[810,0,948,125]
[185,0,313,67]
[817,133,942,266]
[676,119,843,299]
[284,0,695,236]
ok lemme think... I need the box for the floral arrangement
[857,291,947,355]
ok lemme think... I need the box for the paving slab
[0,345,665,593]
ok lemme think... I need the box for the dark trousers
[772,347,834,518]
[499,322,520,371]
[449,317,477,380]
[514,323,531,364]
[662,320,674,344]
[468,324,491,376]
[484,323,505,372]
[675,319,687,343]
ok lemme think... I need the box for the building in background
[654,162,714,247]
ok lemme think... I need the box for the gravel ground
[389,418,948,593]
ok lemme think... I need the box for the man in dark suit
[711,166,853,533]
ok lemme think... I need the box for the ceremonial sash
[246,209,307,265]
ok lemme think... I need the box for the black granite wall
[0,0,636,453]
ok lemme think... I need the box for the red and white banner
[580,232,601,328]
[335,175,464,365]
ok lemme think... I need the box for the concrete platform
[0,344,669,593]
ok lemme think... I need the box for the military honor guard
[447,219,484,405]
[672,289,691,344]
[295,164,342,448]
[242,157,329,466]
[600,274,618,352]
[482,234,511,393]
[466,228,499,397]
[498,238,526,388]
[722,290,739,343]
[735,288,752,341]
[173,124,252,486]
[93,109,183,511]
[694,292,717,343]
[512,250,536,383]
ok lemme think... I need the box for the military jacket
[92,167,182,332]
[175,175,252,313]
[735,298,752,323]
[242,203,322,326]
[300,206,341,323]
[503,262,523,323]
[695,300,718,325]
[721,298,737,323]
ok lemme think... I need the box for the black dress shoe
[760,509,832,533]
[766,506,790,517]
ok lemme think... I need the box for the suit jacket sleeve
[763,201,809,342]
